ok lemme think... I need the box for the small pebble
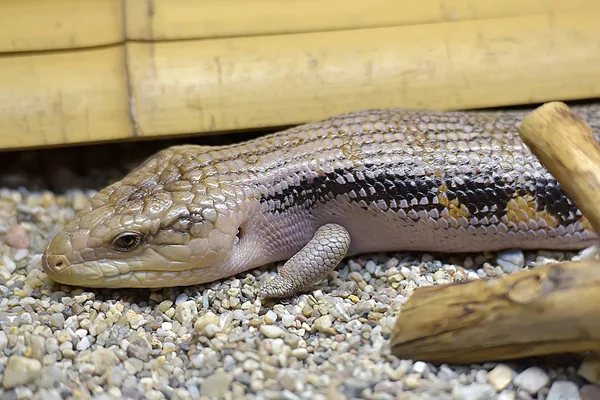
[487,364,514,391]
[158,300,173,312]
[260,325,285,339]
[580,384,600,400]
[546,381,580,400]
[291,348,308,359]
[513,367,549,394]
[412,361,428,375]
[200,371,233,398]
[2,356,42,389]
[75,337,91,351]
[452,383,496,400]
[313,315,336,335]
[281,314,295,327]
[0,331,7,350]
[4,224,29,249]
[50,313,65,328]
[497,249,525,273]
[194,312,220,333]
[578,352,600,384]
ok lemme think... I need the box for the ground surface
[0,139,598,400]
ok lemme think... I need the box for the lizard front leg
[259,223,351,298]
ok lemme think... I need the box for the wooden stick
[391,102,600,364]
[390,259,600,363]
[519,102,600,233]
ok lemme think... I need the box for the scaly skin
[42,104,600,297]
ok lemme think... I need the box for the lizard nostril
[42,253,70,274]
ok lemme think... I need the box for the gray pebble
[127,334,152,362]
[260,325,285,339]
[200,371,233,398]
[513,367,550,394]
[50,313,65,328]
[0,331,7,351]
[452,383,496,400]
[546,381,581,400]
[497,249,525,273]
[2,356,42,389]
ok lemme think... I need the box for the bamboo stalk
[0,0,123,52]
[2,6,600,149]
[124,0,598,41]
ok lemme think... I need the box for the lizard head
[42,146,256,288]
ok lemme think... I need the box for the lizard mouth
[42,250,232,289]
[42,260,213,289]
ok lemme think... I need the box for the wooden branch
[391,102,600,364]
[390,260,600,363]
[519,102,600,233]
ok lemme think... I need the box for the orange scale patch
[506,195,559,228]
[437,183,470,220]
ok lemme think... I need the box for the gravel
[1,142,599,399]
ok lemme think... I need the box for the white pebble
[400,266,411,279]
[20,313,32,325]
[496,392,516,400]
[467,271,479,280]
[386,257,399,268]
[580,245,600,260]
[433,270,447,281]
[546,381,580,400]
[2,256,16,274]
[412,361,428,375]
[78,363,95,375]
[175,293,188,305]
[76,337,91,351]
[0,331,7,350]
[260,325,285,339]
[497,249,525,273]
[281,314,295,328]
[291,348,308,359]
[203,324,221,338]
[513,367,549,394]
[366,260,377,274]
[452,383,496,400]
[264,310,278,324]
[14,249,29,261]
[191,353,205,368]
[75,329,87,338]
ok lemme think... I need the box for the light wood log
[520,102,600,234]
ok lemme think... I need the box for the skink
[42,105,600,297]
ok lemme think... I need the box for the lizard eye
[112,232,143,252]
